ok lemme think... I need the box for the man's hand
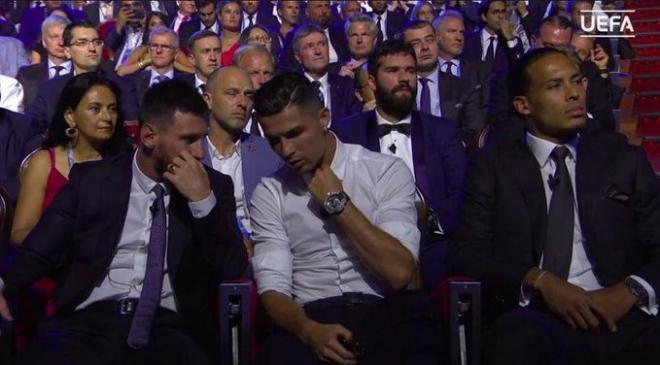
[163,150,211,202]
[361,99,377,112]
[591,43,610,71]
[0,292,14,336]
[338,65,356,78]
[588,283,638,332]
[308,166,343,205]
[536,272,608,330]
[115,6,132,33]
[300,321,357,365]
[500,18,515,41]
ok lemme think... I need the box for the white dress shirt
[372,11,388,40]
[438,57,460,78]
[195,74,206,95]
[520,133,657,315]
[47,59,72,79]
[376,109,415,177]
[206,136,251,233]
[479,28,518,61]
[202,20,220,33]
[304,72,332,113]
[115,27,144,70]
[251,136,420,305]
[149,68,174,86]
[416,65,442,118]
[241,11,257,31]
[99,1,114,23]
[0,74,25,113]
[172,11,190,33]
[325,28,339,63]
[78,152,217,311]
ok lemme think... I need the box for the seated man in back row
[250,73,442,365]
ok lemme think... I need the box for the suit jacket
[327,73,362,125]
[449,132,660,318]
[201,132,283,209]
[368,10,406,41]
[16,62,48,107]
[178,17,206,51]
[105,24,146,69]
[128,69,188,106]
[0,18,16,37]
[278,21,349,72]
[0,152,247,349]
[0,108,42,200]
[462,28,524,75]
[28,66,139,133]
[332,110,467,233]
[252,11,280,30]
[84,1,175,27]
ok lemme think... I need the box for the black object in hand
[339,337,365,359]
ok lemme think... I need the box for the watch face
[324,192,347,214]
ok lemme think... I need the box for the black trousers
[17,301,211,365]
[484,308,660,365]
[259,291,444,365]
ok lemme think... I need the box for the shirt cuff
[628,275,658,316]
[188,191,216,218]
[519,280,532,307]
[506,37,519,48]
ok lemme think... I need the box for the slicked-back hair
[344,13,377,37]
[139,79,209,129]
[367,39,417,76]
[397,19,433,40]
[291,23,327,53]
[253,72,323,118]
[63,21,97,46]
[187,29,220,52]
[533,15,574,38]
[149,25,179,49]
[508,47,570,102]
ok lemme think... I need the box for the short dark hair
[508,47,569,100]
[196,0,216,9]
[187,29,220,52]
[566,0,595,15]
[367,39,417,76]
[291,23,326,53]
[253,72,323,118]
[44,72,130,156]
[533,15,574,38]
[478,0,506,20]
[63,21,97,46]
[398,19,433,39]
[139,79,209,128]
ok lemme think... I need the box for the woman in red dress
[218,0,242,66]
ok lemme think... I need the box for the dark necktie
[419,77,431,115]
[127,184,167,349]
[198,83,206,94]
[311,80,324,106]
[248,14,254,27]
[153,75,169,85]
[377,123,411,137]
[543,146,575,279]
[443,61,455,76]
[52,65,64,78]
[485,36,496,62]
[376,15,384,43]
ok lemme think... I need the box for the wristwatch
[624,277,648,305]
[323,191,350,215]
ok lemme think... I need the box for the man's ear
[64,46,72,59]
[367,73,377,93]
[294,51,301,65]
[319,107,331,129]
[140,122,158,149]
[512,95,532,116]
[203,91,213,110]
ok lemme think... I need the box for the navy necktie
[153,75,169,85]
[443,61,455,76]
[485,36,496,62]
[543,146,575,279]
[52,65,64,78]
[127,184,167,349]
[419,77,431,115]
[376,15,384,42]
[311,80,324,106]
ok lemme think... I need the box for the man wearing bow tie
[333,39,467,289]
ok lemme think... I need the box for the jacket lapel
[240,132,257,206]
[99,154,133,259]
[166,190,189,281]
[365,111,380,153]
[574,136,606,248]
[411,112,431,200]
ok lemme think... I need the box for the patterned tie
[52,65,64,78]
[311,81,324,106]
[543,146,575,279]
[485,36,496,62]
[127,184,167,349]
[419,77,431,114]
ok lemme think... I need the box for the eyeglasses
[70,39,104,48]
[149,44,176,52]
[248,35,271,43]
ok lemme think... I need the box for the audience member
[233,44,275,135]
[567,0,615,71]
[0,79,247,365]
[293,24,362,126]
[18,0,66,51]
[105,0,147,69]
[275,0,300,48]
[353,63,376,110]
[218,0,242,66]
[335,13,377,78]
[0,75,25,113]
[367,0,406,43]
[0,105,41,200]
[201,66,282,257]
[240,0,279,32]
[17,15,72,107]
[338,0,363,23]
[179,0,220,51]
[409,1,435,23]
[251,72,442,364]
[450,47,660,365]
[170,0,196,33]
[462,0,524,75]
[239,24,277,56]
[82,0,117,27]
[181,29,222,94]
[333,39,467,288]
[0,36,30,78]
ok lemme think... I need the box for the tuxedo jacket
[332,110,467,233]
[449,132,660,315]
[201,132,284,209]
[16,62,48,107]
[0,108,42,200]
[0,152,247,344]
[462,28,524,75]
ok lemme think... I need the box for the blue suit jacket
[201,132,283,210]
[461,28,523,75]
[0,108,43,200]
[328,73,362,125]
[278,21,350,72]
[332,110,467,233]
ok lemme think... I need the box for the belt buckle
[119,298,136,315]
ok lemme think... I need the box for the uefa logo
[579,9,635,38]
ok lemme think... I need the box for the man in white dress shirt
[250,72,441,365]
[183,30,221,94]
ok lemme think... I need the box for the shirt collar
[150,68,174,82]
[438,56,460,67]
[206,135,241,160]
[419,64,439,83]
[481,27,497,43]
[304,72,329,88]
[375,108,412,126]
[329,132,347,179]
[132,150,169,196]
[525,132,579,167]
[195,74,206,88]
[48,59,72,72]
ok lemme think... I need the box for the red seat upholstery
[641,140,660,174]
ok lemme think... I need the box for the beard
[375,82,416,120]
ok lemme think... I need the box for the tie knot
[152,184,165,199]
[53,65,64,71]
[154,75,169,83]
[311,80,322,89]
[199,84,206,93]
[489,36,496,41]
[551,146,570,161]
[419,77,430,85]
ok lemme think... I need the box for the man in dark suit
[333,40,467,289]
[178,0,219,52]
[279,0,349,71]
[201,66,282,255]
[273,0,300,49]
[401,20,486,152]
[105,0,147,69]
[462,0,524,75]
[0,79,247,365]
[293,24,362,126]
[83,0,116,27]
[16,14,72,107]
[28,21,138,132]
[0,107,42,200]
[233,44,276,135]
[240,0,279,31]
[367,0,406,43]
[177,30,221,95]
[450,47,660,365]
